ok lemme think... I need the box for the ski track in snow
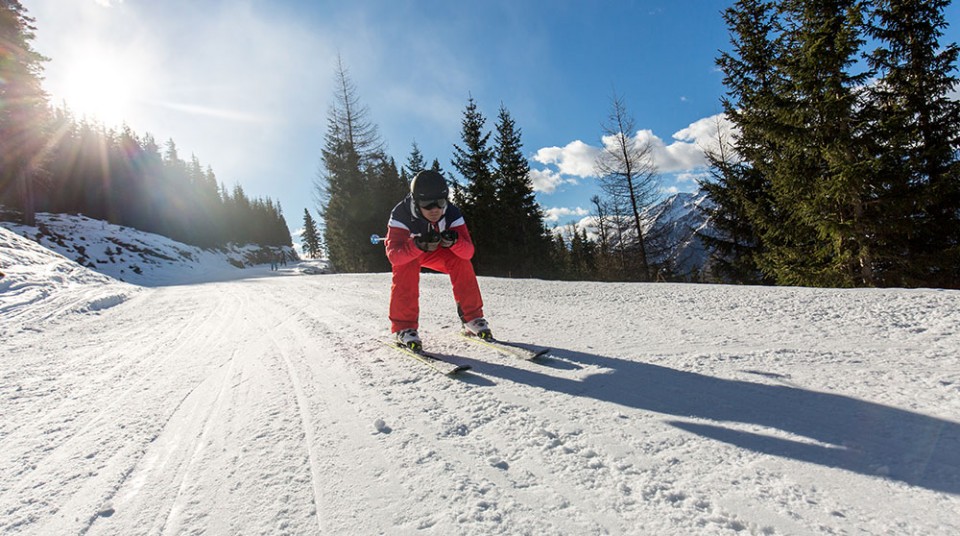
[2,272,960,535]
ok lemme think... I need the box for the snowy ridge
[2,214,959,535]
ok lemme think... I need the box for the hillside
[1,218,959,535]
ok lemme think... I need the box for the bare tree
[590,195,611,257]
[595,93,660,281]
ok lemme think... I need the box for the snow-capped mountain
[644,190,714,281]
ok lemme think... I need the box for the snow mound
[0,225,138,336]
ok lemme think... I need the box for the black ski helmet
[410,170,449,201]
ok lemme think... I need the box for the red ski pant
[389,248,484,333]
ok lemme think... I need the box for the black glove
[439,229,458,248]
[414,230,441,252]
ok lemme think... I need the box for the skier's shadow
[481,348,960,496]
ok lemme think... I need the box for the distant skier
[384,169,491,350]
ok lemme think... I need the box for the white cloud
[533,140,600,178]
[529,168,576,194]
[607,128,706,173]
[675,171,709,184]
[531,113,739,183]
[94,0,124,6]
[544,206,589,223]
[672,113,738,158]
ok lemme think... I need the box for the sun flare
[58,45,144,126]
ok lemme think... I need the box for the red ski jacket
[384,195,475,266]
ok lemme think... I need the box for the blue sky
[23,0,960,237]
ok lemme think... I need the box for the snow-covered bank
[1,213,298,287]
[1,221,959,534]
[0,226,139,338]
[1,213,314,336]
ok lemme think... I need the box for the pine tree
[866,0,960,287]
[492,103,551,277]
[316,56,391,272]
[550,232,572,280]
[703,0,781,284]
[365,154,407,271]
[229,184,252,244]
[569,227,597,280]
[404,141,427,176]
[710,0,960,289]
[451,96,496,274]
[301,208,323,259]
[592,193,636,281]
[770,0,873,287]
[0,0,48,226]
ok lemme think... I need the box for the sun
[58,44,144,127]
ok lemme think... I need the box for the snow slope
[1,213,297,287]
[1,219,959,535]
[0,226,140,338]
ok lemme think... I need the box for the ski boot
[396,328,422,351]
[463,318,493,340]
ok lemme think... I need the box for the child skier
[384,169,491,350]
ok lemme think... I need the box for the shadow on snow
[480,347,960,496]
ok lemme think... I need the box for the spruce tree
[0,0,48,225]
[492,104,551,277]
[866,0,960,287]
[451,97,496,274]
[429,159,447,176]
[404,141,427,176]
[365,155,407,271]
[715,0,879,287]
[301,208,323,259]
[704,0,781,284]
[316,56,391,272]
[771,0,873,287]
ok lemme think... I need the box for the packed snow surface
[1,218,959,535]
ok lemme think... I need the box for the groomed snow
[1,217,958,535]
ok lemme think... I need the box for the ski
[384,341,471,375]
[460,333,550,361]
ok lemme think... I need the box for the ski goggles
[417,198,448,210]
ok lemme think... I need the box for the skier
[384,169,491,349]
